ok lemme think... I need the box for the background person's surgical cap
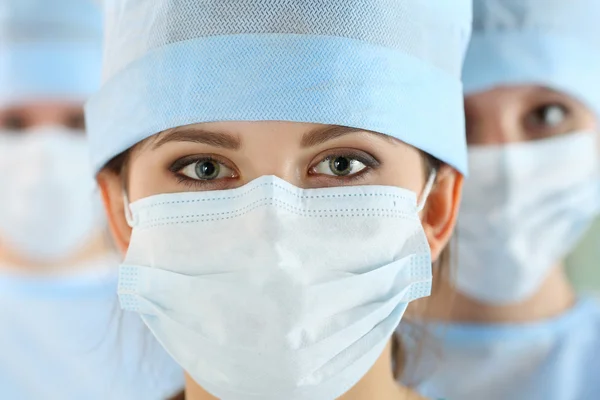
[86,0,473,175]
[464,0,600,116]
[0,0,103,106]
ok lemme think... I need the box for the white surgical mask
[456,131,600,305]
[119,174,435,400]
[0,127,103,261]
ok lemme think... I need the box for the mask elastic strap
[417,170,437,213]
[123,192,136,227]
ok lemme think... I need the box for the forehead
[466,85,565,102]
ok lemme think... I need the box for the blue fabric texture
[0,0,103,105]
[0,266,184,399]
[85,0,472,175]
[397,297,600,400]
[464,0,600,116]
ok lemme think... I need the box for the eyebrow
[151,126,241,150]
[301,125,398,147]
[150,123,397,150]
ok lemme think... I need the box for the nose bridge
[468,103,521,146]
[241,126,305,186]
[22,104,75,130]
[29,116,67,130]
[245,156,302,186]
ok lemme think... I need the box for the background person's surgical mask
[456,131,600,304]
[0,126,103,261]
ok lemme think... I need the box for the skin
[426,85,598,324]
[98,120,463,400]
[0,101,112,272]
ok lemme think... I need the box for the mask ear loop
[123,191,136,227]
[417,170,437,213]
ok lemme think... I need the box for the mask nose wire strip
[123,170,438,227]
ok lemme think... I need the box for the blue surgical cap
[86,0,473,174]
[0,0,103,106]
[464,0,600,116]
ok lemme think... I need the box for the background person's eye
[524,103,570,136]
[65,111,86,131]
[178,158,236,181]
[1,113,27,131]
[313,156,367,177]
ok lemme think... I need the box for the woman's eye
[66,112,87,131]
[526,104,568,129]
[179,159,235,181]
[313,156,367,177]
[1,114,27,131]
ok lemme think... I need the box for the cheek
[427,239,443,262]
[577,113,598,132]
[403,297,428,320]
[97,172,133,256]
[375,146,424,193]
[127,153,175,202]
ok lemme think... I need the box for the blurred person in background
[0,0,183,398]
[567,221,600,294]
[397,1,600,399]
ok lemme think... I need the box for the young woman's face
[464,86,597,145]
[0,101,86,131]
[99,121,463,262]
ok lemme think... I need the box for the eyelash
[169,150,381,187]
[528,102,570,122]
[169,155,238,189]
[309,150,380,180]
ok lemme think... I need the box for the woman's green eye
[314,156,367,177]
[196,160,220,180]
[180,159,235,181]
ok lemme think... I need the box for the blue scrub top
[397,297,600,400]
[0,265,184,399]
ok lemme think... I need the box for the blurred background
[567,219,600,295]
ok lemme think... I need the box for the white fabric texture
[464,0,600,116]
[397,297,600,400]
[0,0,102,105]
[86,0,472,174]
[100,0,471,81]
[0,128,104,261]
[0,258,184,400]
[118,175,433,400]
[456,132,600,304]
